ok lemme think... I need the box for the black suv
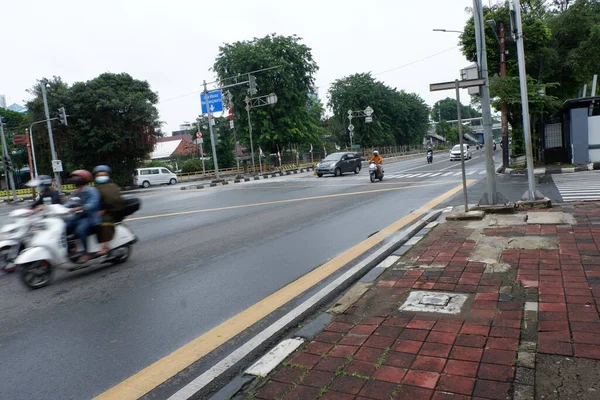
[316,152,362,177]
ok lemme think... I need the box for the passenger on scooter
[66,170,101,263]
[93,165,123,256]
[28,175,61,212]
[369,150,383,178]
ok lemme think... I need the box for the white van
[134,168,178,188]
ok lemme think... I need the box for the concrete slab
[506,236,558,250]
[488,214,528,227]
[469,237,509,264]
[484,262,512,273]
[526,211,577,225]
[446,210,485,221]
[245,338,304,377]
[473,203,517,214]
[516,197,552,210]
[328,282,372,315]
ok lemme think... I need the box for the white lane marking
[466,171,476,175]
[479,170,487,175]
[430,173,442,177]
[442,172,454,177]
[420,173,433,177]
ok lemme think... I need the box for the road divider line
[127,182,455,222]
[95,181,475,400]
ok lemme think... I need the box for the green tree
[431,97,481,122]
[26,74,162,185]
[328,73,430,147]
[213,34,320,155]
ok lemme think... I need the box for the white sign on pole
[230,120,235,129]
[365,116,373,123]
[364,106,374,116]
[348,124,355,132]
[52,160,63,173]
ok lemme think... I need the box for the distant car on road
[316,152,362,177]
[449,144,472,161]
[134,167,178,188]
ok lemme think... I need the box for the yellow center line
[95,180,475,400]
[128,181,460,222]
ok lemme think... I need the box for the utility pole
[40,81,62,192]
[0,117,17,201]
[500,23,510,170]
[455,80,469,212]
[203,80,220,179]
[473,0,500,204]
[511,0,542,200]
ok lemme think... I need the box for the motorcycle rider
[28,175,61,211]
[426,147,433,162]
[369,150,383,178]
[66,170,101,263]
[93,165,123,256]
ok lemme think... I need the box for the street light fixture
[433,29,465,34]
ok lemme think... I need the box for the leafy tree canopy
[327,73,430,148]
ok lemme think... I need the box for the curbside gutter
[168,208,443,400]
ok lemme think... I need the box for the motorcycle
[369,163,384,182]
[15,196,141,289]
[0,208,41,272]
[426,152,433,164]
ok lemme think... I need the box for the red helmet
[70,169,93,183]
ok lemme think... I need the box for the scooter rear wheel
[20,260,53,289]
[0,246,15,272]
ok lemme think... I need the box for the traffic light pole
[40,82,62,193]
[0,117,17,201]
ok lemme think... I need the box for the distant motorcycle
[369,163,384,182]
[426,152,433,164]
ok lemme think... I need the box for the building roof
[151,140,182,159]
[158,133,192,143]
[560,96,600,111]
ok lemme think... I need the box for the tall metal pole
[203,80,220,179]
[246,105,256,174]
[196,120,205,176]
[24,129,36,199]
[456,80,469,212]
[473,0,498,204]
[28,124,39,177]
[40,81,62,192]
[513,0,537,200]
[500,23,510,170]
[0,118,17,201]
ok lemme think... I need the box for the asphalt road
[0,149,505,399]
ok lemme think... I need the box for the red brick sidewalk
[236,202,600,400]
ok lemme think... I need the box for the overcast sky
[4,0,481,134]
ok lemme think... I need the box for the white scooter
[16,200,139,289]
[369,163,384,182]
[0,208,41,272]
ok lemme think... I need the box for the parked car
[134,167,178,188]
[316,152,362,177]
[449,144,472,161]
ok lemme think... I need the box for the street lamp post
[40,81,62,192]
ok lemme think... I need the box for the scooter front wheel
[111,244,131,265]
[370,173,375,183]
[20,260,53,289]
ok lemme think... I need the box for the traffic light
[57,107,68,125]
[3,156,12,172]
[248,75,258,95]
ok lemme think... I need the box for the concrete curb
[169,209,444,400]
[179,167,315,191]
[502,162,596,176]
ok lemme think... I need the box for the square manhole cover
[400,291,469,314]
[420,294,450,306]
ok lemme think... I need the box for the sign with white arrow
[200,90,223,114]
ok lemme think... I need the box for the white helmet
[373,150,379,156]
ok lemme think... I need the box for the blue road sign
[200,90,223,114]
